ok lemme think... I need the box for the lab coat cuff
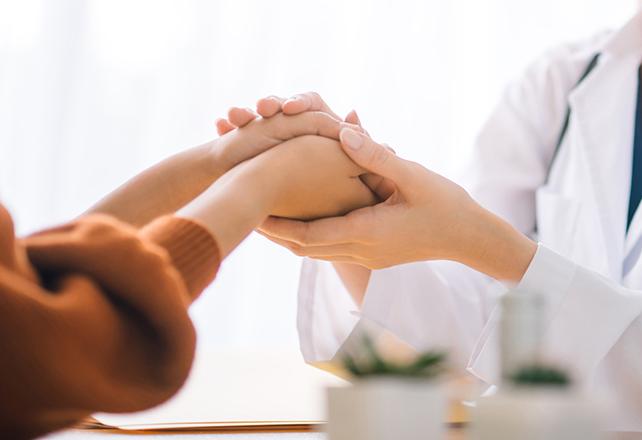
[359,268,397,328]
[517,243,577,314]
[331,318,387,362]
[467,244,577,385]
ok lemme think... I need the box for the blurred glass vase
[472,387,603,440]
[472,366,604,440]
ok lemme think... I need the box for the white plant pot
[326,378,446,440]
[472,387,604,440]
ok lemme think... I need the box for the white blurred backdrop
[0,0,637,353]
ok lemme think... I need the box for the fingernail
[340,128,363,150]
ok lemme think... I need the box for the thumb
[339,128,410,184]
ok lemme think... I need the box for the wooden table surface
[45,427,468,439]
[44,427,642,439]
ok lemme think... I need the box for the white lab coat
[297,12,642,431]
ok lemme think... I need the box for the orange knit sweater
[0,204,220,439]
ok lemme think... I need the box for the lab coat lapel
[627,208,642,262]
[602,12,642,276]
[625,72,642,261]
[568,53,640,279]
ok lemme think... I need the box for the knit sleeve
[0,213,220,439]
[140,215,220,300]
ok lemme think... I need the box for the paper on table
[94,349,348,430]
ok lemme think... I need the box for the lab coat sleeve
[298,256,503,370]
[297,258,361,362]
[296,39,602,370]
[469,244,642,387]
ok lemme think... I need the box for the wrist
[177,163,274,258]
[457,204,537,282]
[240,157,290,217]
[206,138,232,178]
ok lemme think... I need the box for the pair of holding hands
[211,93,536,277]
[200,93,536,281]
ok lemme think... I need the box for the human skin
[221,92,537,304]
[88,111,369,227]
[178,134,377,258]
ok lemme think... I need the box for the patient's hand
[216,92,360,135]
[177,133,377,257]
[219,134,377,220]
[217,92,395,202]
[215,110,348,173]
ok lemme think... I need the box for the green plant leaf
[509,365,571,387]
[342,336,446,379]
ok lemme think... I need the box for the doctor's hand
[258,128,537,283]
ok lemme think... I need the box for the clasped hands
[187,91,535,284]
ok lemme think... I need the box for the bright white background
[0,0,637,354]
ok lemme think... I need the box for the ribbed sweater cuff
[141,216,220,301]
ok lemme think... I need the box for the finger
[339,128,413,185]
[256,230,358,258]
[263,111,344,141]
[215,118,236,136]
[310,255,362,264]
[228,107,258,127]
[381,142,396,154]
[360,173,397,201]
[258,215,363,247]
[295,244,359,258]
[360,173,384,194]
[256,95,286,118]
[339,121,367,134]
[345,109,362,127]
[282,91,341,119]
[358,141,398,199]
[345,110,371,136]
[255,230,304,254]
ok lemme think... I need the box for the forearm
[177,160,274,259]
[456,204,537,283]
[178,134,373,260]
[332,206,534,305]
[87,141,224,227]
[332,263,371,306]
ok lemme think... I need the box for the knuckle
[305,111,332,129]
[306,91,321,101]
